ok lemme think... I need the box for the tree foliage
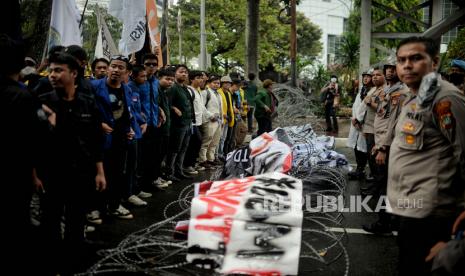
[446,27,465,60]
[337,32,359,75]
[168,0,321,72]
[19,1,122,62]
[20,0,52,60]
[340,0,424,69]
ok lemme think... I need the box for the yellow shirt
[240,88,248,116]
[218,88,235,127]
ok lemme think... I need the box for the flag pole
[177,9,182,63]
[79,0,90,28]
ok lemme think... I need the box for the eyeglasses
[144,62,158,67]
[110,55,129,63]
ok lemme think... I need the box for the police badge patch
[435,100,454,130]
[391,93,400,106]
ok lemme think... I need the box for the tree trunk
[245,0,259,79]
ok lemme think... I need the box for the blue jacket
[138,76,159,127]
[128,81,147,139]
[91,77,133,149]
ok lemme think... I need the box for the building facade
[299,0,352,66]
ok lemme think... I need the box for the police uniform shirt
[383,87,411,147]
[374,82,409,148]
[388,80,465,218]
[362,86,382,135]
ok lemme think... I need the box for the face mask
[449,72,465,86]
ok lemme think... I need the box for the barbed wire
[82,121,350,276]
[273,84,325,131]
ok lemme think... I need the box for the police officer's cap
[362,71,372,77]
[451,59,465,72]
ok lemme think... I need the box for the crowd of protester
[1,32,464,275]
[0,33,282,274]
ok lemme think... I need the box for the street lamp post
[200,0,207,70]
[290,0,297,87]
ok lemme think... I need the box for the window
[327,34,343,64]
[441,0,459,44]
[421,0,430,25]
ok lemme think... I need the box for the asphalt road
[82,119,399,275]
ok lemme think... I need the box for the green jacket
[245,82,258,106]
[158,85,171,135]
[168,82,192,127]
[254,88,272,119]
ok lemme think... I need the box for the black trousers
[155,134,170,178]
[256,117,272,136]
[167,125,191,176]
[40,173,92,275]
[224,124,237,155]
[354,147,368,173]
[324,104,338,131]
[125,139,139,197]
[397,213,456,276]
[184,125,202,168]
[364,133,377,177]
[375,151,390,225]
[140,126,161,191]
[247,106,255,132]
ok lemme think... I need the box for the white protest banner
[48,0,82,48]
[187,172,303,275]
[109,0,146,56]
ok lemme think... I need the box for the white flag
[109,0,146,56]
[108,0,124,21]
[94,28,104,60]
[48,0,82,48]
[94,8,119,60]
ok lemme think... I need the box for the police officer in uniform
[387,37,465,275]
[363,62,409,234]
[357,68,385,194]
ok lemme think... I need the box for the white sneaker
[110,205,134,219]
[156,182,169,189]
[184,166,199,175]
[195,164,205,171]
[154,177,172,186]
[160,177,172,185]
[128,195,148,206]
[85,225,96,233]
[87,210,102,225]
[137,191,152,198]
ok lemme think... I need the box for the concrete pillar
[359,0,372,86]
[431,0,443,25]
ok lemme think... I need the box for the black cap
[63,45,88,62]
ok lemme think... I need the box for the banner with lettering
[247,133,293,175]
[94,7,119,60]
[187,172,303,275]
[146,0,163,66]
[109,0,146,56]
